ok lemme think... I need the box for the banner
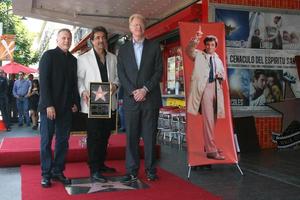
[0,34,15,61]
[216,9,300,50]
[179,22,238,166]
[215,8,300,111]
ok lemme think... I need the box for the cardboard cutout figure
[179,22,238,167]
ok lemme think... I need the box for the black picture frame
[88,82,111,118]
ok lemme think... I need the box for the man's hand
[111,84,118,94]
[192,25,203,44]
[216,72,224,80]
[132,88,147,102]
[71,104,78,113]
[195,25,203,41]
[82,90,90,105]
[46,106,56,120]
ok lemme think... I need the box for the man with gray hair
[39,28,80,188]
[117,13,162,183]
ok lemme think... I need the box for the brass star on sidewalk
[69,180,136,194]
[92,85,108,102]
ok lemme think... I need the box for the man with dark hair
[28,74,34,82]
[118,13,163,183]
[186,27,226,160]
[39,28,80,188]
[77,26,119,182]
[250,69,268,106]
[13,71,31,127]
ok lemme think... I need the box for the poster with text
[216,8,300,111]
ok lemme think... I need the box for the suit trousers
[85,115,112,174]
[201,81,218,154]
[124,109,159,175]
[40,111,72,178]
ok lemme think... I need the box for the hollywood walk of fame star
[267,83,300,132]
[268,98,300,132]
[92,85,108,102]
[69,180,136,193]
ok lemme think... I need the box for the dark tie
[209,56,214,83]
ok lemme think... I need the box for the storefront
[145,1,299,150]
[69,0,300,149]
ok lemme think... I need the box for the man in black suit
[38,28,80,188]
[117,13,162,183]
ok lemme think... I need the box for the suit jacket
[38,47,80,116]
[187,50,225,118]
[77,49,119,113]
[117,39,162,110]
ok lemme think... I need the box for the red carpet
[0,134,160,167]
[21,160,221,200]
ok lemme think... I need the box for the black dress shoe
[120,174,137,183]
[41,177,51,188]
[32,125,38,130]
[52,173,71,185]
[99,165,116,173]
[146,172,158,181]
[91,172,107,183]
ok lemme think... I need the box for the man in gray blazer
[77,26,119,183]
[117,13,162,183]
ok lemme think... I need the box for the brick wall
[255,117,282,149]
[210,0,300,10]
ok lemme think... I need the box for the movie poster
[228,68,250,106]
[216,8,300,111]
[215,9,249,48]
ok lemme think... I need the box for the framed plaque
[88,82,111,118]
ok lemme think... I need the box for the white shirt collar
[132,38,145,45]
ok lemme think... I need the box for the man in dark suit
[117,13,162,183]
[38,28,80,188]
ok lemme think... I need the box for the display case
[163,43,185,97]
